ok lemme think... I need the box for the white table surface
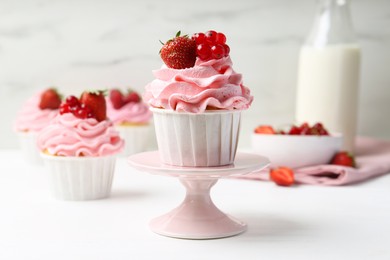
[1,150,390,260]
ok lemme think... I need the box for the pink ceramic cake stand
[128,151,270,240]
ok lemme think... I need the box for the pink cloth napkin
[241,137,390,185]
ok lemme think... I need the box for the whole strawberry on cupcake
[37,90,124,200]
[106,88,153,156]
[14,88,62,164]
[144,30,253,166]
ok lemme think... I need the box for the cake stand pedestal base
[128,152,269,240]
[150,178,246,239]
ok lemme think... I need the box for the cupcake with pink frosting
[106,88,153,156]
[14,88,62,164]
[144,30,253,166]
[38,91,124,200]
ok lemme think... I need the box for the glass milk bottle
[295,0,360,152]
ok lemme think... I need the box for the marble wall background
[1,0,389,149]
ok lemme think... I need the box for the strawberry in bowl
[252,122,343,169]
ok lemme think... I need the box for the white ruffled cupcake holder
[116,124,153,156]
[41,154,117,201]
[17,131,43,165]
[151,108,241,167]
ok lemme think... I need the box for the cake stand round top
[128,151,270,178]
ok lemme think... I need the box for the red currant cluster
[287,122,329,136]
[59,96,94,119]
[192,30,230,61]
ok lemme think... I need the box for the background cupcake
[14,88,62,164]
[106,88,153,156]
[37,91,124,200]
[144,30,253,167]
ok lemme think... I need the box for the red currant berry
[313,122,324,129]
[205,30,217,44]
[223,44,230,56]
[66,95,79,107]
[288,125,300,135]
[211,44,225,59]
[313,122,329,135]
[319,128,329,135]
[192,32,205,45]
[196,44,211,60]
[75,104,92,119]
[75,108,88,119]
[299,123,310,135]
[59,103,70,115]
[309,127,319,135]
[216,33,226,44]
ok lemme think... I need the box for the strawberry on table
[160,31,197,69]
[330,151,355,167]
[270,167,295,187]
[39,88,62,110]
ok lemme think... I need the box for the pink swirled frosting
[14,91,58,132]
[37,113,124,157]
[144,56,253,113]
[106,98,152,124]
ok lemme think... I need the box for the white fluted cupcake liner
[17,131,42,165]
[116,124,153,156]
[151,108,241,167]
[41,154,117,201]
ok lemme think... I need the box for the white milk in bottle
[295,0,360,152]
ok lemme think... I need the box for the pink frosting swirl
[14,91,58,132]
[144,57,253,113]
[106,98,152,124]
[37,113,124,157]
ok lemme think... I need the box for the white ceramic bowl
[251,133,343,169]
